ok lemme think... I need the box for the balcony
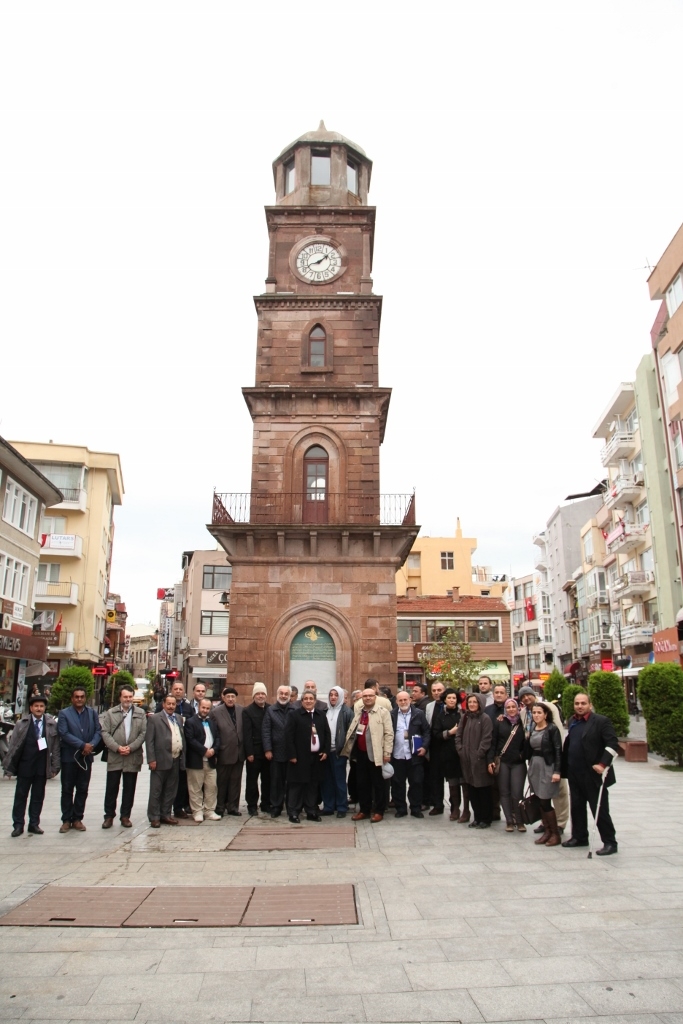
[613,570,655,598]
[49,632,75,654]
[600,432,636,467]
[605,521,649,556]
[40,534,83,558]
[586,590,609,609]
[621,621,655,646]
[51,487,87,512]
[34,581,79,605]
[211,491,416,527]
[604,475,643,510]
[563,608,579,622]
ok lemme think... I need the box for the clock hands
[308,252,328,267]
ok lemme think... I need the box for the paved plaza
[0,755,681,1024]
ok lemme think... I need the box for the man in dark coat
[155,681,195,818]
[284,691,331,823]
[3,693,60,836]
[210,687,245,816]
[145,694,187,827]
[57,685,101,832]
[391,690,429,818]
[291,680,328,712]
[262,684,294,817]
[561,691,619,855]
[243,682,271,816]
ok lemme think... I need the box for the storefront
[653,626,682,665]
[0,628,50,714]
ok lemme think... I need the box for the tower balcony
[212,491,416,528]
[600,432,636,466]
[612,570,655,598]
[604,475,643,510]
[605,521,649,556]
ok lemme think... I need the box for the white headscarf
[326,686,346,734]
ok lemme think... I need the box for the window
[640,547,654,573]
[635,499,650,525]
[440,551,454,570]
[203,565,232,590]
[347,160,358,194]
[543,617,553,643]
[513,632,525,649]
[31,462,84,501]
[512,608,524,627]
[284,158,295,194]
[308,325,326,367]
[629,451,643,477]
[666,272,683,318]
[304,446,328,501]
[426,619,464,641]
[674,427,683,470]
[529,654,541,671]
[2,478,37,537]
[38,563,60,583]
[626,408,639,433]
[0,551,30,603]
[311,151,331,185]
[200,611,229,636]
[527,631,541,646]
[406,553,421,570]
[523,581,534,599]
[397,619,421,642]
[622,555,638,574]
[514,585,522,602]
[513,656,525,671]
[40,516,67,536]
[467,620,500,643]
[661,351,682,406]
[644,597,659,625]
[542,593,551,614]
[583,531,594,561]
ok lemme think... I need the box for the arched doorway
[289,625,336,702]
[303,444,328,523]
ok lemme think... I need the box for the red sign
[92,666,108,676]
[653,626,681,664]
[601,658,614,671]
[157,588,166,600]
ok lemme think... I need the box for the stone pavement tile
[438,935,540,961]
[611,928,683,952]
[545,1015,664,1024]
[499,954,609,983]
[416,898,501,920]
[363,988,484,1022]
[0,951,71,976]
[305,963,410,996]
[56,949,163,975]
[466,917,560,938]
[489,897,576,917]
[658,1015,683,1023]
[135,999,251,1022]
[238,930,336,947]
[348,938,446,966]
[563,893,651,912]
[251,993,364,1022]
[200,968,304,1000]
[523,930,626,956]
[574,980,683,1014]
[254,942,350,968]
[0,977,99,1003]
[18,1005,140,1020]
[382,900,423,921]
[512,882,592,899]
[591,951,683,979]
[388,916,476,939]
[635,892,683,909]
[544,911,640,932]
[90,974,204,1005]
[468,981,594,1021]
[405,958,512,989]
[158,946,258,973]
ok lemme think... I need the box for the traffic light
[92,666,107,677]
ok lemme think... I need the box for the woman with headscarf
[455,693,493,828]
[321,686,353,818]
[488,697,526,832]
[431,687,466,821]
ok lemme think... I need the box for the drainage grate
[227,825,355,851]
[123,885,254,927]
[241,884,357,927]
[0,886,153,928]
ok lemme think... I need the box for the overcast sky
[2,0,682,625]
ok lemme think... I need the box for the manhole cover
[0,886,152,928]
[123,886,254,927]
[228,825,355,851]
[242,884,357,927]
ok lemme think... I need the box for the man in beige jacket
[353,678,392,712]
[342,689,393,822]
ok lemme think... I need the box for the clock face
[295,241,343,283]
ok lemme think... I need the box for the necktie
[203,721,210,729]
[168,715,176,725]
[34,718,41,739]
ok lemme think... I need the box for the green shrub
[47,666,94,714]
[638,663,683,766]
[544,668,567,706]
[562,683,587,722]
[106,670,136,707]
[588,670,630,737]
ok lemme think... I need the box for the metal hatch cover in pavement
[0,883,357,928]
[227,823,355,851]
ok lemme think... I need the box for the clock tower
[209,123,418,699]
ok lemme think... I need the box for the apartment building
[10,441,124,679]
[508,572,553,683]
[177,549,232,697]
[396,521,509,600]
[128,623,158,679]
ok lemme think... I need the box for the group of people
[2,674,620,855]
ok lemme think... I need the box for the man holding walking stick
[561,691,619,856]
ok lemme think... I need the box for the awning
[191,666,228,678]
[480,661,510,681]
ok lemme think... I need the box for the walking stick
[587,769,609,860]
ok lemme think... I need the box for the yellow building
[9,441,124,676]
[396,521,509,599]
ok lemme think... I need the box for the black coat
[484,701,508,724]
[430,706,461,778]
[243,702,270,758]
[155,698,195,719]
[284,706,331,785]
[391,705,430,765]
[262,702,294,761]
[525,724,562,774]
[184,714,221,770]
[489,717,525,765]
[561,712,619,786]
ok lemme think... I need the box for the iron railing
[212,491,416,527]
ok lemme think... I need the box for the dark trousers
[173,768,190,815]
[216,760,244,813]
[430,763,445,810]
[12,773,46,829]
[498,762,526,824]
[147,759,179,821]
[422,755,431,806]
[355,748,385,815]
[392,758,424,813]
[469,784,493,824]
[568,769,617,844]
[288,779,318,817]
[269,759,288,812]
[104,770,138,819]
[60,761,92,822]
[321,751,348,812]
[245,757,271,811]
[347,760,358,802]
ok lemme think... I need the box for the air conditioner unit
[599,640,610,650]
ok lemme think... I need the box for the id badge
[356,723,366,736]
[37,737,47,751]
[404,730,409,740]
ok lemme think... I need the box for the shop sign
[46,660,60,675]
[0,627,49,661]
[34,630,58,645]
[207,650,228,664]
[653,626,681,663]
[44,533,76,550]
[601,659,614,671]
[1,600,14,616]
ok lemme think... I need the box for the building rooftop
[0,436,63,507]
[397,595,508,614]
[277,121,368,161]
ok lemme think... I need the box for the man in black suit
[390,690,429,818]
[284,691,331,823]
[145,694,187,827]
[561,691,619,855]
[3,693,61,836]
[155,681,195,818]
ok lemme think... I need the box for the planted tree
[47,665,94,714]
[638,663,683,767]
[588,670,630,738]
[562,683,587,722]
[544,668,567,705]
[106,670,136,708]
[417,627,484,691]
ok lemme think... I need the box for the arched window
[303,445,329,524]
[308,325,326,367]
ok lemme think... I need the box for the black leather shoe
[411,811,424,818]
[27,824,44,834]
[227,810,242,816]
[534,824,545,833]
[247,807,257,816]
[562,837,589,847]
[11,827,23,837]
[288,815,300,824]
[306,814,322,822]
[271,809,281,818]
[596,842,618,856]
[336,811,346,818]
[395,810,408,817]
[468,821,480,828]
[320,810,334,816]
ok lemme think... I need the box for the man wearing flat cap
[3,693,61,836]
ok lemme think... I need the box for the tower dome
[272,121,372,207]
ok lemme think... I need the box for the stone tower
[208,123,418,700]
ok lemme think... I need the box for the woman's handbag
[492,724,519,776]
[518,788,543,825]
